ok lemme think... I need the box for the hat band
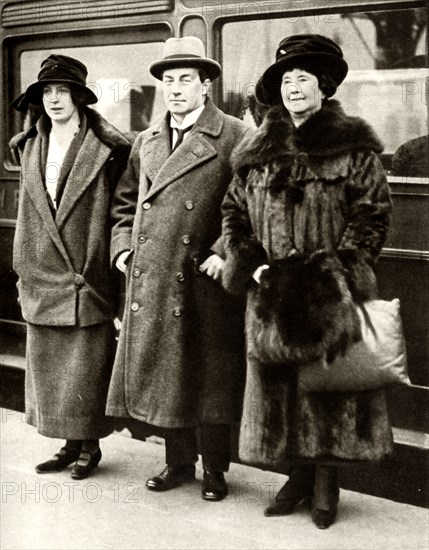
[161,54,206,60]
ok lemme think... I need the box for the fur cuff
[337,248,378,303]
[253,251,361,363]
[223,240,268,297]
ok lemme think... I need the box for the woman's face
[42,83,78,123]
[281,68,323,121]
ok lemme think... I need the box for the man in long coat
[106,37,249,500]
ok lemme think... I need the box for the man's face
[162,67,208,122]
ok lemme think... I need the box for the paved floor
[1,408,428,550]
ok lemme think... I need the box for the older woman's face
[42,83,78,123]
[281,68,323,120]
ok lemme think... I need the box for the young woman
[10,54,130,479]
[221,34,393,528]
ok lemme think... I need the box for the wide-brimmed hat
[256,34,348,105]
[24,54,98,106]
[149,36,221,81]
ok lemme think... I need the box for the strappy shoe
[36,446,81,474]
[70,448,102,480]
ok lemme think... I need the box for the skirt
[25,321,116,439]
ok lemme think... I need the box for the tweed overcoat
[221,100,394,466]
[10,108,131,437]
[106,99,249,428]
[11,108,131,326]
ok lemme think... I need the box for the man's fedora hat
[24,54,98,106]
[256,34,348,105]
[149,36,221,81]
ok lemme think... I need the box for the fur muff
[247,251,362,364]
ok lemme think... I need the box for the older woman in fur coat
[221,35,393,529]
[10,55,130,479]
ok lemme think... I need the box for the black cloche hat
[256,34,348,105]
[24,54,98,106]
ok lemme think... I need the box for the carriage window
[18,42,166,142]
[222,7,428,178]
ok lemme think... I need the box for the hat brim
[25,79,98,106]
[149,57,221,81]
[257,52,348,105]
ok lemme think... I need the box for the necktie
[173,125,193,151]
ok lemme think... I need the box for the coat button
[138,234,147,243]
[132,268,141,278]
[142,202,151,210]
[131,302,140,312]
[297,152,308,164]
[74,274,85,288]
[185,201,194,210]
[176,272,185,282]
[181,235,190,245]
[172,307,182,317]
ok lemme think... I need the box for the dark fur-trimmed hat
[24,54,98,106]
[256,34,348,105]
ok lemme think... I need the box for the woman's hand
[199,254,224,282]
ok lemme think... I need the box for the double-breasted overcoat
[106,99,249,428]
[10,108,131,438]
[221,100,394,466]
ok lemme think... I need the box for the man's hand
[116,250,132,273]
[199,254,224,282]
[252,265,270,284]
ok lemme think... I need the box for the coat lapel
[55,127,111,228]
[21,136,71,263]
[140,120,171,186]
[142,99,223,202]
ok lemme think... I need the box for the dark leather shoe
[146,464,195,491]
[264,466,314,516]
[264,495,312,516]
[312,508,337,529]
[311,465,339,529]
[70,448,102,480]
[202,469,227,501]
[36,447,81,474]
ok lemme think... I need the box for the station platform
[1,407,428,550]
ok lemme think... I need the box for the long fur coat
[221,100,394,466]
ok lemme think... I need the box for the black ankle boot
[311,466,340,529]
[264,465,315,516]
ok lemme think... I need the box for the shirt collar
[170,103,205,130]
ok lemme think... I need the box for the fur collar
[233,100,383,172]
[9,107,130,152]
[84,107,130,149]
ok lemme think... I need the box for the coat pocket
[19,283,77,325]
